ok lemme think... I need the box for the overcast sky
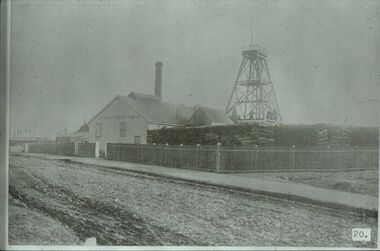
[10,0,380,137]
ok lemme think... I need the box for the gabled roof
[88,92,194,126]
[194,106,233,125]
[87,92,232,127]
[128,92,160,102]
[119,94,194,125]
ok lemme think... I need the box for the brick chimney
[155,61,163,101]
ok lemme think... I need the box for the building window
[95,123,102,137]
[134,136,141,144]
[120,122,127,137]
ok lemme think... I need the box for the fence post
[354,145,358,169]
[291,145,296,170]
[215,142,221,172]
[327,145,330,169]
[74,142,79,156]
[95,141,100,158]
[24,143,29,153]
[104,141,108,159]
[195,145,198,169]
[151,143,156,165]
[254,145,258,170]
[165,143,169,166]
[196,144,200,169]
[179,144,183,168]
[139,144,143,163]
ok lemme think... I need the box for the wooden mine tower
[226,45,281,124]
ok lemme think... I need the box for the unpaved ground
[9,155,378,247]
[9,195,81,245]
[240,170,378,197]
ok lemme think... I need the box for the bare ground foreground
[9,155,377,247]
[238,170,379,197]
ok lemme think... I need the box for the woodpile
[274,124,320,146]
[317,126,351,146]
[275,123,351,146]
[147,123,275,146]
[351,126,379,146]
[148,123,374,147]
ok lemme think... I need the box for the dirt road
[9,155,377,247]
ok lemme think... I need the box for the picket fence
[26,142,378,172]
[106,143,379,172]
[28,142,98,158]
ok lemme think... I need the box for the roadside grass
[238,170,378,197]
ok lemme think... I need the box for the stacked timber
[233,124,275,146]
[317,125,351,146]
[351,126,379,146]
[274,124,320,146]
[317,129,329,145]
[147,123,275,146]
[147,123,373,147]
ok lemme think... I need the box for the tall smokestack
[155,61,163,101]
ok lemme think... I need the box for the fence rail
[106,144,216,171]
[26,142,378,172]
[29,143,76,156]
[28,143,96,157]
[106,143,379,172]
[77,143,96,157]
[220,147,378,172]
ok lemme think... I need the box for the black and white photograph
[1,0,379,250]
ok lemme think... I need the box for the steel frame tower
[226,45,281,124]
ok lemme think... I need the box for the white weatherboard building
[78,62,232,152]
[86,93,194,151]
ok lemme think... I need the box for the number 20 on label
[352,228,371,242]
